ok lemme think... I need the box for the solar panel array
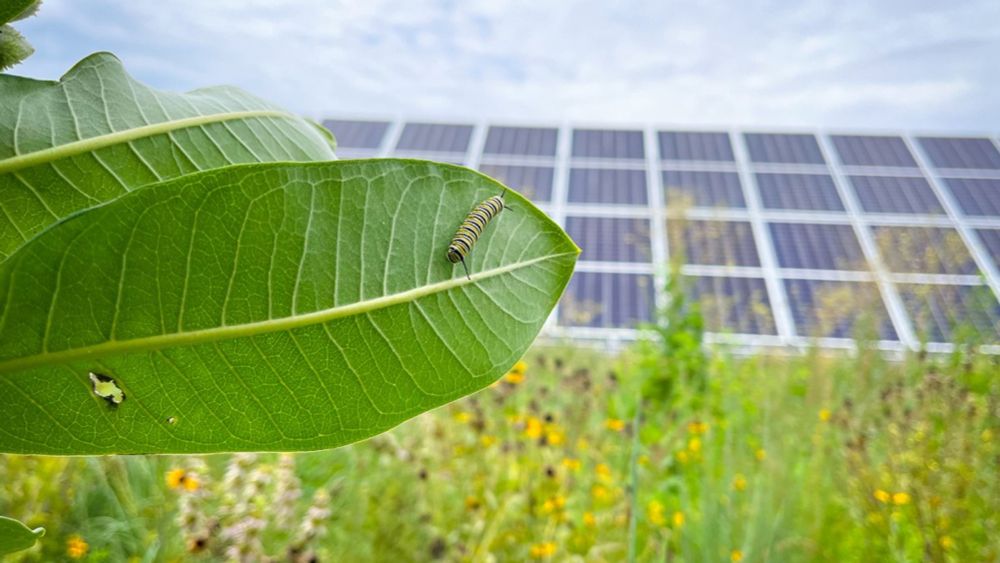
[321,118,1000,350]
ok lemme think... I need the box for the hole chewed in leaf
[88,371,125,406]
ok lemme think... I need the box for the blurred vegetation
[2,277,999,561]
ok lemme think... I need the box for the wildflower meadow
[3,332,998,561]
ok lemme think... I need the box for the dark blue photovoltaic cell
[572,129,645,159]
[321,119,389,149]
[395,122,473,152]
[685,276,777,335]
[483,126,558,156]
[916,137,1000,170]
[770,223,867,271]
[976,229,1000,270]
[744,133,826,164]
[565,216,651,263]
[478,164,554,202]
[559,272,655,328]
[659,131,734,161]
[943,178,1000,216]
[669,220,760,266]
[568,168,648,205]
[830,135,917,167]
[848,176,944,215]
[897,284,1000,343]
[756,173,845,211]
[784,279,897,340]
[662,170,745,208]
[873,226,977,275]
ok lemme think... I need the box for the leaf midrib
[0,251,576,374]
[0,110,297,174]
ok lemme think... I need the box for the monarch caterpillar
[447,190,510,279]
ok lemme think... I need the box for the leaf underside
[0,52,336,264]
[0,160,578,454]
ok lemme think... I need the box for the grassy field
[2,334,998,562]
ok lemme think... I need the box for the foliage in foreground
[2,339,997,561]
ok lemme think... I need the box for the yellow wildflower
[687,421,709,434]
[512,360,528,374]
[755,448,766,461]
[166,468,187,489]
[453,411,471,424]
[530,542,557,559]
[939,535,954,550]
[672,511,685,527]
[583,511,597,527]
[892,492,910,505]
[873,489,891,503]
[647,500,666,526]
[66,535,89,560]
[524,417,543,439]
[687,437,701,453]
[183,474,200,492]
[546,428,565,446]
[731,549,743,562]
[592,484,611,501]
[596,463,613,483]
[605,418,626,432]
[465,496,481,511]
[504,371,526,385]
[542,495,566,514]
[480,435,497,448]
[732,474,747,492]
[818,409,831,422]
[676,450,689,464]
[562,458,582,471]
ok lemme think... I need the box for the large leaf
[0,52,336,263]
[0,160,578,454]
[0,516,44,556]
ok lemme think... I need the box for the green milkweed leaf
[0,516,44,557]
[0,52,336,264]
[0,159,578,455]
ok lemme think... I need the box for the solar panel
[395,122,473,153]
[784,279,897,340]
[668,220,760,266]
[897,283,1000,343]
[976,229,1000,270]
[565,216,651,263]
[830,135,917,168]
[685,276,777,335]
[847,175,944,215]
[572,129,645,159]
[483,126,558,157]
[916,137,1000,170]
[478,164,554,202]
[659,131,734,162]
[321,119,389,150]
[567,168,648,205]
[744,133,826,164]
[559,272,655,328]
[872,226,978,275]
[769,223,867,271]
[943,178,1000,216]
[662,170,745,209]
[756,173,845,211]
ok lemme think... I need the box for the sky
[11,0,1000,131]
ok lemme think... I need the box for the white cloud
[13,0,1000,130]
